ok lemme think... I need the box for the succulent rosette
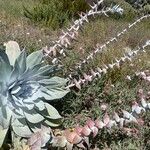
[0,41,69,147]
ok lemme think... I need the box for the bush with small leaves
[23,0,89,29]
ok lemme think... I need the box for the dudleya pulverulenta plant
[0,41,69,147]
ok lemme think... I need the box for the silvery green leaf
[39,77,68,87]
[0,106,12,129]
[27,50,43,68]
[18,64,43,82]
[9,60,20,84]
[34,100,45,111]
[24,110,44,124]
[15,81,39,97]
[48,77,68,86]
[38,79,58,85]
[12,95,24,107]
[22,93,40,103]
[44,103,61,119]
[0,50,10,65]
[41,86,69,100]
[4,41,21,66]
[16,50,27,74]
[11,118,33,137]
[0,125,9,147]
[44,118,61,127]
[1,95,7,107]
[27,65,57,81]
[11,85,21,94]
[0,59,12,82]
[37,65,57,76]
[13,108,24,118]
[23,103,34,110]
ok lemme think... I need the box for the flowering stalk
[43,0,124,64]
[72,14,150,70]
[28,89,150,149]
[68,40,150,90]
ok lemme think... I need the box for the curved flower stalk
[70,14,150,71]
[28,89,150,149]
[43,0,124,64]
[0,41,70,147]
[68,40,150,90]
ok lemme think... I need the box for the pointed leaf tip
[4,41,21,66]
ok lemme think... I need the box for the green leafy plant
[0,41,69,147]
[23,0,89,29]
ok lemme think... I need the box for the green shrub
[23,0,89,30]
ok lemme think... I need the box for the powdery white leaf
[4,41,21,66]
